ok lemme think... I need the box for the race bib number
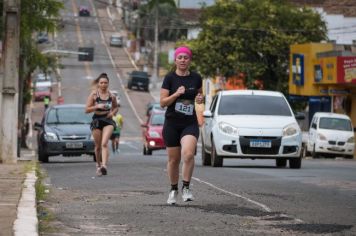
[175,99,194,115]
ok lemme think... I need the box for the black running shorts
[163,121,199,147]
[90,117,116,131]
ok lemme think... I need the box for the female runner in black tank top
[85,73,118,176]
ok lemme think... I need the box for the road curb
[13,170,38,236]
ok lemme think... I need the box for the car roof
[51,104,86,109]
[313,112,351,119]
[111,33,122,37]
[150,110,166,116]
[220,89,284,97]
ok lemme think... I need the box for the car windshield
[218,95,292,116]
[150,113,165,125]
[47,107,92,124]
[319,117,352,131]
[36,86,50,92]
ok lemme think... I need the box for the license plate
[66,142,83,149]
[329,146,342,151]
[250,140,272,148]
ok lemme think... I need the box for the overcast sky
[178,0,215,8]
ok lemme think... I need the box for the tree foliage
[186,0,327,92]
[138,0,184,41]
[20,0,63,73]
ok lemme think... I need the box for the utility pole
[0,0,20,163]
[151,1,159,89]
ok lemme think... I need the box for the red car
[34,86,51,102]
[141,111,166,155]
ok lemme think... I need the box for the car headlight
[218,122,238,136]
[347,136,355,143]
[148,131,160,138]
[283,123,299,136]
[317,133,327,140]
[44,132,58,141]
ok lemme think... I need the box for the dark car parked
[34,104,95,163]
[79,6,90,16]
[127,70,149,91]
[36,32,49,44]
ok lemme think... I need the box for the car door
[203,94,218,150]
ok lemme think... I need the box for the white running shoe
[182,188,194,202]
[167,190,178,205]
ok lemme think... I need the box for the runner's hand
[175,86,185,97]
[196,93,203,104]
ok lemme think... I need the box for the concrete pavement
[0,148,38,236]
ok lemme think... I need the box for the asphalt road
[35,1,356,235]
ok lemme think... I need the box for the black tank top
[95,90,112,113]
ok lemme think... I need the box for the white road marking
[192,177,272,212]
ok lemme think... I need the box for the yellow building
[289,43,356,157]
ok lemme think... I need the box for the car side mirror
[203,110,213,118]
[34,122,43,131]
[311,123,317,129]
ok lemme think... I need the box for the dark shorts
[163,121,199,147]
[110,132,120,139]
[90,117,116,131]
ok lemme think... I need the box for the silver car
[110,34,123,47]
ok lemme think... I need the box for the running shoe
[101,166,107,175]
[167,190,178,205]
[182,187,194,202]
[96,167,102,176]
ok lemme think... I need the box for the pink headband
[174,46,192,59]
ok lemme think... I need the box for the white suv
[201,90,303,168]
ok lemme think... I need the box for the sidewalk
[0,148,37,236]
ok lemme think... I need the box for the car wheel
[311,145,319,159]
[289,158,302,169]
[276,159,287,168]
[147,148,152,155]
[211,138,223,167]
[38,149,49,163]
[201,140,211,166]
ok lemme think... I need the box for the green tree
[0,0,63,147]
[187,0,327,92]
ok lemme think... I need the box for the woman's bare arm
[85,92,96,113]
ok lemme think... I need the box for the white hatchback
[306,112,355,158]
[201,90,303,168]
